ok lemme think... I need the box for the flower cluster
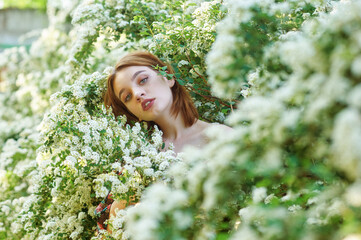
[1,0,226,238]
[13,68,178,239]
[123,0,361,239]
[206,0,334,98]
[0,8,74,237]
[2,0,361,239]
[67,0,233,123]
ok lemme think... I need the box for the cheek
[156,81,173,95]
[125,104,139,116]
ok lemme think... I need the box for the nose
[134,87,145,102]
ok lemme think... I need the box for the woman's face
[113,66,175,122]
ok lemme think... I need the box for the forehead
[115,65,150,82]
[114,66,152,89]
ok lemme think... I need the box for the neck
[155,113,193,142]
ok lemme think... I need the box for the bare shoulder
[182,120,233,149]
[211,122,233,132]
[197,120,233,133]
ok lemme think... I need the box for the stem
[185,84,236,109]
[178,4,208,86]
[230,99,234,113]
[139,8,154,37]
[185,53,208,85]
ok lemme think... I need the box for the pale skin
[107,65,232,232]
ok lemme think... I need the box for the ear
[164,76,175,88]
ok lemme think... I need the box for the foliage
[0,0,361,239]
[0,1,79,238]
[68,0,233,123]
[124,0,361,239]
[13,69,177,239]
[3,0,47,10]
[207,0,333,98]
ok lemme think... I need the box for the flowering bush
[68,0,233,123]
[0,18,74,240]
[122,0,361,239]
[1,0,361,239]
[10,69,177,239]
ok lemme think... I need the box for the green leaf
[177,79,185,86]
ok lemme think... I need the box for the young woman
[96,51,232,233]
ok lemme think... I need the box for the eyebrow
[118,70,146,99]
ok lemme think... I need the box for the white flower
[132,122,141,135]
[345,181,361,207]
[64,156,77,169]
[281,191,298,202]
[173,210,192,230]
[91,152,100,163]
[111,162,122,171]
[72,85,86,98]
[1,205,10,215]
[288,204,302,213]
[159,161,169,171]
[78,123,90,134]
[151,129,163,148]
[332,108,361,180]
[104,138,113,149]
[143,168,154,177]
[252,187,267,203]
[260,147,281,171]
[264,194,275,204]
[347,84,361,109]
[113,183,128,195]
[231,226,258,240]
[124,164,135,175]
[343,234,361,240]
[177,60,189,67]
[83,134,91,144]
[129,142,137,153]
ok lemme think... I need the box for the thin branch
[185,84,237,109]
[185,53,208,85]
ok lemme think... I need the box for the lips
[141,98,155,111]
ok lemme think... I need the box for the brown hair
[104,51,199,127]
